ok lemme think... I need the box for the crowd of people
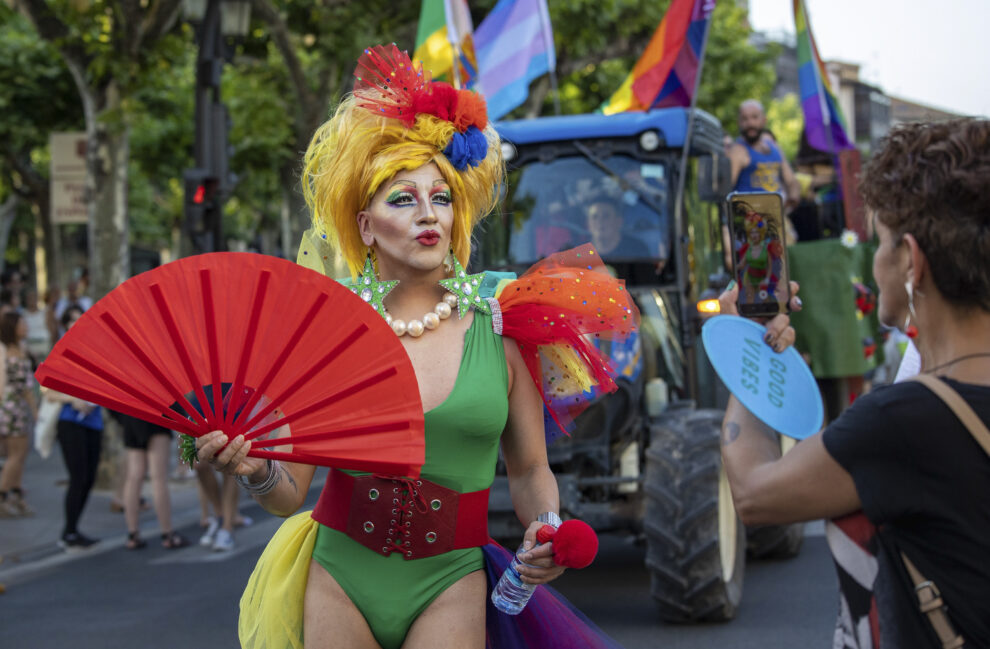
[0,269,253,554]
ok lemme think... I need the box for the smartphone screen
[727,192,790,317]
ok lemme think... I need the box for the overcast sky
[747,0,990,117]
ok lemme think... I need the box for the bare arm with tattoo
[717,282,861,526]
[721,396,859,525]
[195,424,316,517]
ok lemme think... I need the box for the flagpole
[535,0,560,115]
[671,8,713,348]
[449,39,462,90]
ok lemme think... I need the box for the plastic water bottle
[491,544,538,615]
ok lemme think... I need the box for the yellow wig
[302,94,505,278]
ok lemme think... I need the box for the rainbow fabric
[474,0,556,121]
[414,0,477,89]
[793,0,854,152]
[602,0,715,114]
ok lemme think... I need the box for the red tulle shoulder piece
[354,44,431,127]
[535,519,599,569]
[35,253,425,477]
[496,244,639,437]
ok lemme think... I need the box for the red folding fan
[35,253,425,477]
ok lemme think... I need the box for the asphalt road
[0,511,836,649]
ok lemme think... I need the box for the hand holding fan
[35,253,425,477]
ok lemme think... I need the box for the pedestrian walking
[116,413,189,550]
[193,462,244,552]
[22,288,51,367]
[719,119,990,648]
[0,311,37,517]
[46,305,103,551]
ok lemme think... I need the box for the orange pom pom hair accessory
[302,44,504,278]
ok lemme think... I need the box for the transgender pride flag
[475,0,556,121]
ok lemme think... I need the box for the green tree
[0,7,82,281]
[233,0,422,254]
[13,0,185,298]
[766,93,803,162]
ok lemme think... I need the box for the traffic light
[184,168,221,253]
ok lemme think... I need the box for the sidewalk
[0,444,216,583]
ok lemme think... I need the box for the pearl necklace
[385,292,458,337]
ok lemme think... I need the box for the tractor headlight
[639,130,661,152]
[500,141,517,162]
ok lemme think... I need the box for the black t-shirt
[823,379,990,648]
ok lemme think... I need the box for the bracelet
[236,460,282,496]
[537,511,562,528]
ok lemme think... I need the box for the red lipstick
[416,230,440,246]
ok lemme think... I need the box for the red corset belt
[311,469,490,560]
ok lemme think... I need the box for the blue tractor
[478,108,801,622]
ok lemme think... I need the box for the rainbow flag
[602,0,715,115]
[793,0,854,152]
[414,0,478,88]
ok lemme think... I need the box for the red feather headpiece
[353,44,487,135]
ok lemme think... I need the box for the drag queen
[197,45,635,649]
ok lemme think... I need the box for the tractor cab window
[494,155,671,281]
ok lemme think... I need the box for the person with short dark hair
[719,118,990,647]
[586,198,649,259]
[0,311,36,516]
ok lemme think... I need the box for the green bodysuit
[311,311,508,649]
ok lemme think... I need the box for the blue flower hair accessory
[443,125,488,171]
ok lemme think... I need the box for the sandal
[126,532,147,550]
[161,532,189,550]
[111,497,150,514]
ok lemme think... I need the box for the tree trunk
[0,196,18,275]
[87,114,130,299]
[36,186,58,292]
[65,62,129,301]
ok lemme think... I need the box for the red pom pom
[412,82,458,123]
[549,519,598,569]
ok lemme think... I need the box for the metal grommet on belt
[363,521,375,533]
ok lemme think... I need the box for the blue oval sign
[701,315,823,440]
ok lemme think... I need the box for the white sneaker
[199,517,220,547]
[212,528,235,552]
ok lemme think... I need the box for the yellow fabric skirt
[239,511,318,649]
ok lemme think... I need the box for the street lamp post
[182,0,250,255]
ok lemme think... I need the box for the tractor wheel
[643,404,745,623]
[745,435,804,560]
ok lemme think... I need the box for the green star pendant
[352,255,398,317]
[438,255,490,319]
